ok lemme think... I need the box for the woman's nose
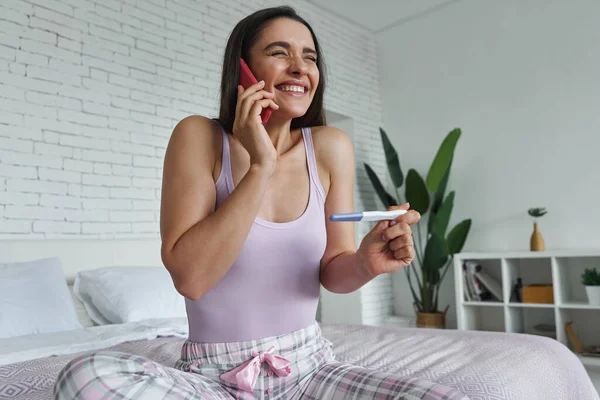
[289,57,309,76]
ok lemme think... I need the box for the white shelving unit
[454,250,600,370]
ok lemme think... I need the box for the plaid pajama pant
[53,323,469,400]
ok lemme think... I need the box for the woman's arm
[160,116,271,300]
[318,127,420,294]
[317,127,372,293]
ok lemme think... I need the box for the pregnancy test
[329,210,407,222]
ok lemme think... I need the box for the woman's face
[248,18,319,121]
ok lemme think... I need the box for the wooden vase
[415,304,449,329]
[530,222,545,251]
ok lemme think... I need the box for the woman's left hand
[356,203,421,279]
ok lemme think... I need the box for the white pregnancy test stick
[329,209,407,222]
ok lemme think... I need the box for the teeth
[278,85,305,93]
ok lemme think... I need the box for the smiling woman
[218,7,326,134]
[51,5,469,400]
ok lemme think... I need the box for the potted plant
[364,127,472,329]
[582,268,600,306]
[528,207,547,251]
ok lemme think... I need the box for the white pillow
[68,284,97,328]
[0,257,82,339]
[73,266,186,324]
[72,284,111,326]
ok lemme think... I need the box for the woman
[54,6,468,400]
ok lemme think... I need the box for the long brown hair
[217,6,327,133]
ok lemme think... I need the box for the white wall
[0,0,391,324]
[377,0,600,328]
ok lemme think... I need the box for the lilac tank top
[185,124,328,343]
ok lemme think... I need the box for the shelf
[557,308,600,354]
[507,302,554,309]
[463,301,504,307]
[457,250,600,259]
[461,305,505,332]
[559,302,600,310]
[577,354,600,369]
[462,302,600,310]
[555,256,600,304]
[506,306,555,336]
[455,251,600,356]
[505,257,553,295]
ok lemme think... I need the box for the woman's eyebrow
[264,41,317,56]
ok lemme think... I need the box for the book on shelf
[475,270,503,301]
[462,261,503,302]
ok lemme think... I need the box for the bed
[1,239,598,400]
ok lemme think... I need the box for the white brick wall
[0,0,390,324]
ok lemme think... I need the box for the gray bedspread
[0,323,598,399]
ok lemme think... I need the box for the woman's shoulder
[168,115,222,151]
[171,115,222,138]
[309,124,353,149]
[166,115,223,170]
[309,125,354,169]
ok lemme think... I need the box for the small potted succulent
[528,207,547,251]
[582,268,600,306]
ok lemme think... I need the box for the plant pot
[585,285,600,306]
[530,222,545,251]
[414,304,449,329]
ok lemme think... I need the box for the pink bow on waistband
[219,346,292,391]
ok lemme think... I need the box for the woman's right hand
[232,80,279,176]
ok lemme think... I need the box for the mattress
[0,320,597,400]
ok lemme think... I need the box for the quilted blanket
[0,323,597,399]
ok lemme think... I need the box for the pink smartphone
[239,58,272,124]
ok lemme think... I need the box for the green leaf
[423,233,449,272]
[405,169,429,215]
[446,219,472,254]
[582,268,600,285]
[380,127,403,188]
[364,163,397,208]
[528,207,547,217]
[428,269,441,285]
[426,128,461,192]
[432,191,455,238]
[432,157,452,214]
[427,210,435,233]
